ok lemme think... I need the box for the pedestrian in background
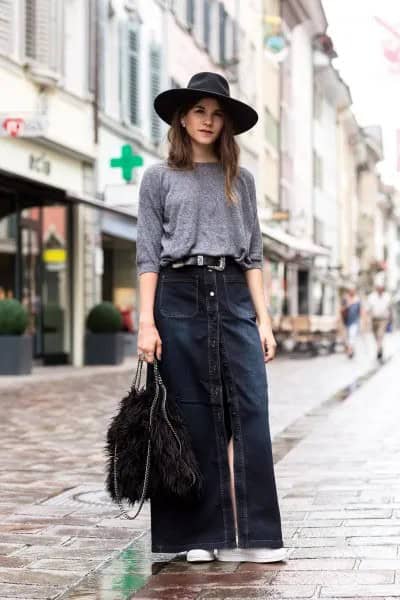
[341,284,361,359]
[136,72,285,564]
[366,276,392,362]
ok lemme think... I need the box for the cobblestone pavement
[0,333,399,599]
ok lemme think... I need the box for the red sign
[0,113,48,137]
[2,118,25,137]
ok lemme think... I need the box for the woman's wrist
[256,308,273,328]
[139,314,156,327]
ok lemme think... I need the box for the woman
[341,284,361,359]
[136,72,285,563]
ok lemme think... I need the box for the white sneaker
[216,547,287,563]
[186,549,215,562]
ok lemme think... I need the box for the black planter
[85,332,124,365]
[0,335,33,375]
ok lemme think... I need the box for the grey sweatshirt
[136,161,263,276]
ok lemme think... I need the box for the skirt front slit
[151,258,283,552]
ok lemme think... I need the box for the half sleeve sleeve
[136,166,163,275]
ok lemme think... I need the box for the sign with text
[0,113,48,137]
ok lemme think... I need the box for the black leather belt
[171,255,227,271]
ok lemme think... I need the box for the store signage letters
[0,113,48,137]
[29,153,51,176]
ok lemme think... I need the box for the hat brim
[154,88,258,135]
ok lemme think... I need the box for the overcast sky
[322,0,400,187]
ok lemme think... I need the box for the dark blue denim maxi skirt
[151,256,283,553]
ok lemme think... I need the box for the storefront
[0,166,74,364]
[261,224,330,317]
[0,164,136,366]
[100,202,138,333]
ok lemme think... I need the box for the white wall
[313,92,339,266]
[63,0,88,98]
[290,23,314,239]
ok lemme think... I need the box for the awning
[261,224,330,260]
[0,169,135,222]
[65,190,135,220]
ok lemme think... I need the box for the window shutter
[25,0,38,61]
[119,20,129,123]
[0,0,14,56]
[150,45,161,143]
[87,0,96,94]
[173,0,187,28]
[25,0,50,65]
[224,12,235,64]
[25,0,62,72]
[97,0,107,109]
[203,0,210,50]
[49,0,62,73]
[219,3,225,65]
[187,0,195,30]
[193,0,204,47]
[127,23,140,126]
[209,0,220,64]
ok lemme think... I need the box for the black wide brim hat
[154,72,258,135]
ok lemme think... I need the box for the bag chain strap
[112,358,183,520]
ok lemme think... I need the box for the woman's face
[181,97,225,147]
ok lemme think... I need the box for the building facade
[1,0,397,371]
[0,0,99,366]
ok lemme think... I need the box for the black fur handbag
[105,357,203,519]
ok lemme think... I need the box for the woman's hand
[137,320,162,363]
[257,322,277,363]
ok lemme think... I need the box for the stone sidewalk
[0,334,399,598]
[128,353,400,599]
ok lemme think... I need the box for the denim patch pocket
[223,274,256,319]
[159,276,199,318]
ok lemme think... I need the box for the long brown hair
[166,97,240,205]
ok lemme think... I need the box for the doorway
[0,205,72,364]
[298,269,309,315]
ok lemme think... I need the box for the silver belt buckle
[171,260,185,269]
[208,256,225,271]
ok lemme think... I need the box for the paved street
[0,333,400,599]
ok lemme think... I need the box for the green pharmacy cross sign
[110,144,143,182]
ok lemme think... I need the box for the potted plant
[85,301,124,365]
[0,299,32,375]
